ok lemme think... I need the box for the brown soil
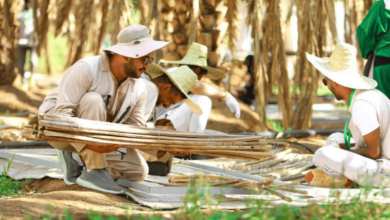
[207,97,261,133]
[0,179,174,219]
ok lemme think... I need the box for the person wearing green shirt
[357,0,390,99]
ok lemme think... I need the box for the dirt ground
[0,179,174,219]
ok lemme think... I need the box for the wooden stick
[272,182,300,188]
[143,180,184,187]
[275,187,308,195]
[232,180,255,188]
[264,187,292,202]
[211,180,242,187]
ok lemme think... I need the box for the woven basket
[305,168,353,188]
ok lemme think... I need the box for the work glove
[225,92,241,118]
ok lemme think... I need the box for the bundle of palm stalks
[149,173,307,202]
[209,150,314,181]
[23,113,290,161]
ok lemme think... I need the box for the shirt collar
[100,52,111,72]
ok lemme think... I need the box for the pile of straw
[152,173,307,202]
[219,150,314,181]
[23,114,290,161]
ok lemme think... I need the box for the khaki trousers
[140,151,173,174]
[49,92,148,182]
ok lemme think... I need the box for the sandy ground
[0,179,178,219]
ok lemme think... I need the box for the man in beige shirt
[39,25,175,194]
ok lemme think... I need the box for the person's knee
[77,92,106,119]
[313,147,331,168]
[325,132,344,145]
[133,161,149,182]
[80,92,104,107]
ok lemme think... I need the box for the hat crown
[168,66,197,93]
[180,43,208,66]
[117,25,151,44]
[145,64,197,93]
[327,43,357,71]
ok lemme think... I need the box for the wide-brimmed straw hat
[306,43,377,90]
[104,25,169,58]
[145,64,202,115]
[159,43,226,80]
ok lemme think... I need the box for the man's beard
[124,59,144,79]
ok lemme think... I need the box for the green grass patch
[28,185,390,220]
[268,118,292,131]
[0,154,29,197]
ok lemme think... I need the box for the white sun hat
[103,25,169,58]
[145,64,202,115]
[306,42,377,90]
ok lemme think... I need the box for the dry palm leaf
[188,0,200,46]
[54,0,72,37]
[291,0,337,130]
[247,0,269,131]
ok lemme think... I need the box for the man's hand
[169,151,191,157]
[225,92,241,118]
[85,144,121,153]
[155,119,175,130]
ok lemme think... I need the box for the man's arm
[190,81,226,98]
[190,81,241,118]
[123,88,148,127]
[339,127,381,159]
[339,100,381,159]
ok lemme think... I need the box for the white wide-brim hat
[306,42,377,90]
[159,43,226,80]
[104,25,169,58]
[145,64,202,115]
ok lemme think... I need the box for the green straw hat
[145,64,202,115]
[159,43,226,80]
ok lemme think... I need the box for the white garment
[156,95,212,133]
[140,73,158,124]
[349,89,390,171]
[39,52,147,126]
[352,101,379,136]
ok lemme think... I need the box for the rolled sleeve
[123,90,147,127]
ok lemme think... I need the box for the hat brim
[160,59,226,80]
[164,68,203,115]
[306,53,377,90]
[104,39,169,58]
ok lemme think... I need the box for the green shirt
[357,0,390,58]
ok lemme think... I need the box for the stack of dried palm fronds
[210,150,314,181]
[23,114,290,161]
[151,173,307,202]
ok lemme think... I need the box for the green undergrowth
[0,154,29,197]
[24,183,390,220]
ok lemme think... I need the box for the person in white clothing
[307,43,390,188]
